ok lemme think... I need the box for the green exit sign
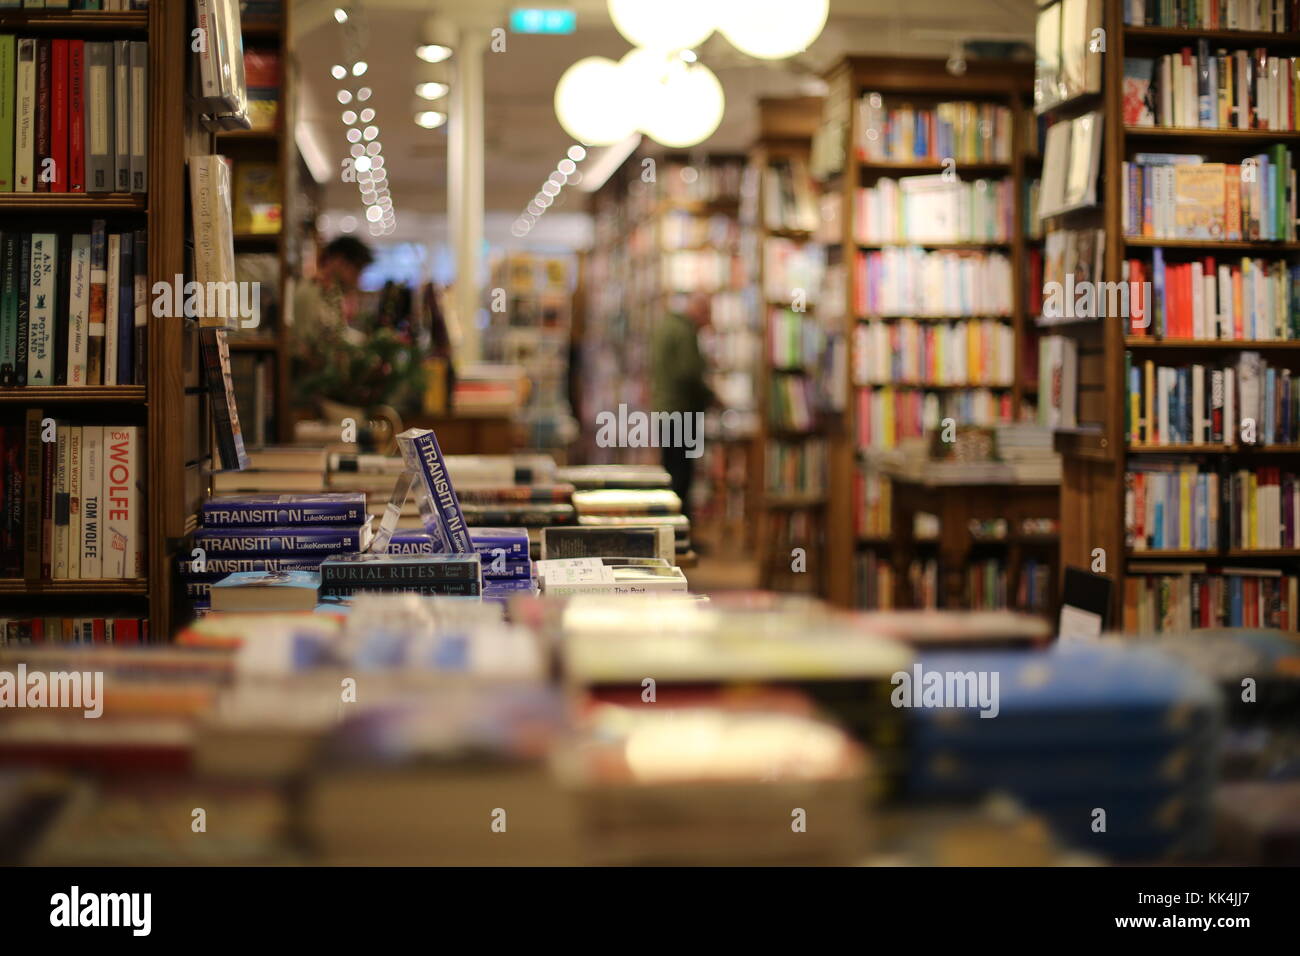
[510,8,576,34]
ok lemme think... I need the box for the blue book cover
[193,523,370,555]
[397,427,472,553]
[483,575,536,593]
[482,557,533,580]
[177,556,324,579]
[201,493,368,527]
[470,527,529,558]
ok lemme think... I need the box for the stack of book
[184,493,371,610]
[242,47,279,133]
[762,157,818,233]
[853,318,1015,387]
[1125,563,1299,631]
[453,363,525,416]
[1125,462,1221,552]
[905,642,1220,860]
[1,412,140,581]
[0,37,148,194]
[995,423,1062,483]
[1126,254,1299,341]
[1123,0,1297,31]
[1122,149,1296,241]
[765,439,826,497]
[1124,45,1300,131]
[317,552,482,600]
[0,223,147,388]
[853,249,1013,318]
[855,177,1015,244]
[383,527,535,601]
[456,481,576,533]
[1126,351,1300,446]
[1038,335,1078,430]
[536,556,688,597]
[856,387,1013,450]
[856,96,1013,164]
[571,487,691,561]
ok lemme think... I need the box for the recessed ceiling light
[567,145,587,161]
[346,128,361,143]
[359,108,375,123]
[342,110,357,124]
[366,142,381,156]
[350,144,365,157]
[415,111,447,129]
[354,156,372,172]
[334,8,349,24]
[340,215,358,233]
[542,181,560,196]
[371,156,384,169]
[331,65,346,80]
[417,44,453,63]
[416,82,449,101]
[366,206,383,222]
[352,61,368,76]
[337,90,352,104]
[363,125,379,141]
[558,159,576,175]
[357,87,372,101]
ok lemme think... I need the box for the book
[200,493,367,527]
[128,41,145,193]
[319,552,483,587]
[396,427,471,553]
[188,154,238,328]
[85,41,112,193]
[33,38,48,193]
[0,36,15,191]
[67,38,83,193]
[53,421,68,577]
[66,233,89,386]
[540,526,675,563]
[50,38,67,192]
[0,233,15,384]
[210,571,321,613]
[468,527,530,559]
[112,39,129,193]
[26,232,54,385]
[14,38,33,192]
[131,227,145,383]
[87,220,105,383]
[191,522,372,555]
[199,327,250,471]
[79,425,101,578]
[103,231,118,384]
[102,425,138,578]
[232,159,280,234]
[115,229,132,383]
[245,446,328,472]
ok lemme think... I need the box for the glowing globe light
[607,0,716,51]
[715,0,828,59]
[554,56,638,145]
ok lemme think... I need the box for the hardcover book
[319,552,483,585]
[210,570,321,613]
[200,493,367,527]
[540,526,675,563]
[192,522,372,555]
[396,427,471,553]
[468,527,530,558]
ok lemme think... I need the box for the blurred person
[651,291,716,521]
[291,235,375,356]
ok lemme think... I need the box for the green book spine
[0,37,14,192]
[0,232,11,385]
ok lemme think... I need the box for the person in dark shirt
[651,292,716,519]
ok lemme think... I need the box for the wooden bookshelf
[215,9,293,444]
[0,4,192,639]
[1047,0,1300,627]
[750,97,828,595]
[820,56,1045,612]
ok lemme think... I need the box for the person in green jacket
[651,292,716,520]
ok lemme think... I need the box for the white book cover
[102,426,139,579]
[1191,261,1204,338]
[1217,264,1231,338]
[26,233,55,384]
[1157,367,1170,444]
[1192,365,1205,445]
[113,40,130,192]
[129,42,147,193]
[80,425,102,579]
[54,425,69,579]
[105,233,119,385]
[67,234,90,386]
[67,426,81,580]
[14,38,34,192]
[1225,368,1237,445]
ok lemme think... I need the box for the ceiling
[291,0,1036,227]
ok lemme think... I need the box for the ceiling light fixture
[416,82,449,101]
[417,44,453,63]
[331,64,347,80]
[415,110,447,129]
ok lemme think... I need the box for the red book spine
[92,618,104,644]
[35,39,50,193]
[68,40,84,193]
[40,436,54,579]
[50,39,67,193]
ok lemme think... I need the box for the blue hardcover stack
[903,642,1221,861]
[183,493,371,611]
[387,528,537,602]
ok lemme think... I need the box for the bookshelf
[0,3,193,640]
[1042,0,1300,630]
[750,96,830,594]
[216,5,293,445]
[818,56,1046,612]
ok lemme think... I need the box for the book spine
[178,556,324,576]
[14,38,33,192]
[0,232,14,385]
[103,231,118,384]
[50,38,67,192]
[0,36,15,191]
[87,219,105,384]
[469,534,529,558]
[112,40,129,193]
[34,39,49,192]
[1,424,20,575]
[128,41,145,193]
[200,501,367,526]
[131,228,145,383]
[320,581,482,598]
[40,423,53,577]
[198,327,248,470]
[320,561,481,585]
[79,424,100,578]
[115,229,132,384]
[26,233,53,385]
[53,420,68,577]
[22,408,41,579]
[67,234,89,386]
[481,559,533,580]
[67,39,83,193]
[14,234,28,385]
[401,429,472,553]
[102,425,137,578]
[52,229,69,385]
[193,530,365,554]
[85,42,111,192]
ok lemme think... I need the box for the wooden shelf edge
[0,579,149,595]
[0,11,147,33]
[0,193,145,211]
[1125,337,1300,348]
[0,386,146,403]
